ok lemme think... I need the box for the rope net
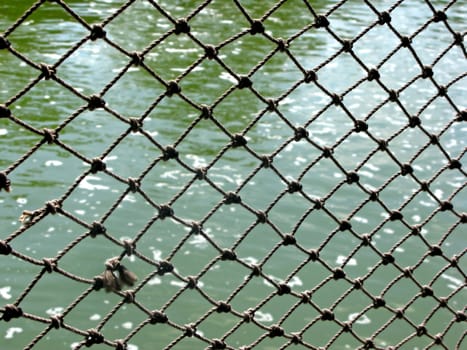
[0,0,465,349]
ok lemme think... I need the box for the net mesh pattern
[0,0,466,349]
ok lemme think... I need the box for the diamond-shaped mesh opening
[0,1,465,349]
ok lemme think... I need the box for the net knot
[123,240,135,256]
[162,145,178,160]
[354,120,368,132]
[186,276,197,289]
[304,70,317,83]
[184,324,197,337]
[422,66,433,79]
[158,204,174,219]
[130,51,144,65]
[174,18,190,34]
[408,116,421,128]
[200,105,212,119]
[115,340,127,350]
[231,134,247,147]
[0,172,11,192]
[0,104,11,118]
[150,310,168,324]
[224,192,241,204]
[50,315,63,329]
[361,234,371,246]
[456,312,466,322]
[243,309,255,322]
[123,290,135,303]
[449,159,461,169]
[439,201,453,211]
[315,15,329,28]
[373,297,386,308]
[400,163,413,175]
[367,68,380,81]
[39,63,56,80]
[166,80,181,96]
[321,309,334,321]
[251,265,261,276]
[433,11,447,22]
[331,93,341,105]
[90,158,106,173]
[42,258,57,273]
[308,198,321,210]
[256,211,267,223]
[127,178,139,192]
[204,45,217,59]
[260,154,272,168]
[129,118,142,132]
[216,301,231,313]
[269,325,284,337]
[93,275,104,291]
[378,11,391,25]
[195,167,207,180]
[90,221,106,237]
[400,36,411,48]
[353,278,363,289]
[364,339,374,348]
[42,128,58,144]
[421,286,433,297]
[0,240,12,255]
[333,268,346,279]
[2,304,23,321]
[342,40,353,52]
[276,38,288,51]
[0,35,11,49]
[277,283,291,295]
[453,32,462,45]
[190,221,201,234]
[388,89,398,101]
[287,181,302,193]
[221,249,236,261]
[158,260,174,275]
[322,147,333,158]
[346,172,359,184]
[250,20,264,35]
[438,85,447,96]
[429,245,442,256]
[87,94,106,110]
[237,76,252,89]
[403,267,413,277]
[416,325,426,336]
[308,249,319,261]
[300,292,310,303]
[266,99,278,111]
[339,220,351,231]
[211,339,226,349]
[282,234,296,246]
[382,253,394,265]
[389,211,403,221]
[85,329,104,346]
[90,24,106,40]
[294,127,308,141]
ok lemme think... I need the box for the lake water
[0,0,465,349]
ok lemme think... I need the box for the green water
[0,0,466,349]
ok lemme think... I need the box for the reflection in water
[0,1,465,349]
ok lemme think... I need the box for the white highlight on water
[0,286,12,300]
[79,175,110,191]
[347,312,371,324]
[336,255,357,266]
[5,327,22,339]
[45,160,63,167]
[254,311,274,323]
